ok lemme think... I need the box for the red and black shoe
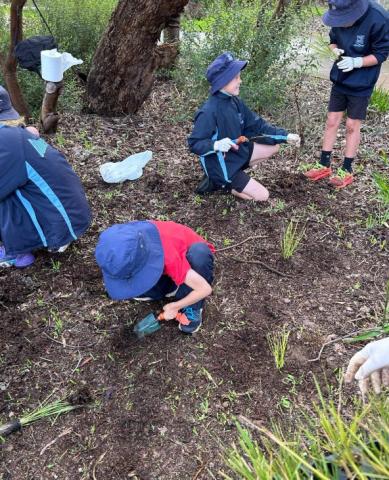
[304,166,332,182]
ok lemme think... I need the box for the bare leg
[249,143,280,167]
[322,111,343,151]
[344,118,361,158]
[232,178,269,202]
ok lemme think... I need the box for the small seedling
[0,399,82,438]
[280,219,305,259]
[267,327,290,370]
[50,259,61,272]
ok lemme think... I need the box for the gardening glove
[286,133,301,148]
[213,137,237,153]
[332,47,344,58]
[337,56,363,72]
[345,337,389,395]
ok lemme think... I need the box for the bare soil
[0,78,388,479]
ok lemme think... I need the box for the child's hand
[162,302,180,320]
[286,133,301,148]
[332,47,344,57]
[214,138,238,153]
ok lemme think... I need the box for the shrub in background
[0,0,117,118]
[176,0,313,116]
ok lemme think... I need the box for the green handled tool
[134,311,190,339]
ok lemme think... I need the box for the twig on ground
[215,235,266,252]
[43,331,97,349]
[227,256,290,277]
[40,427,72,455]
[92,451,107,480]
[308,326,383,362]
[237,415,263,434]
[192,461,207,480]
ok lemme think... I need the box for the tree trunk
[87,0,189,116]
[0,0,30,119]
[40,81,63,134]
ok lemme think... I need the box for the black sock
[320,151,332,167]
[342,157,354,173]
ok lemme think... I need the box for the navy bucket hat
[0,86,20,121]
[206,52,247,95]
[322,0,369,27]
[95,221,164,300]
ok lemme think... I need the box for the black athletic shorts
[228,141,255,193]
[328,87,370,120]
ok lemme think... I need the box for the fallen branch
[215,235,266,252]
[227,256,290,277]
[308,326,386,362]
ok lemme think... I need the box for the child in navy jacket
[306,0,389,188]
[0,86,91,267]
[188,52,300,201]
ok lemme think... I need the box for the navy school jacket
[0,125,92,255]
[329,0,389,96]
[188,91,287,187]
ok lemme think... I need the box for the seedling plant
[281,219,306,259]
[267,327,289,370]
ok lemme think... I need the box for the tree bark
[87,0,189,116]
[0,0,30,119]
[40,81,63,134]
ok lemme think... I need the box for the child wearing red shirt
[95,220,214,334]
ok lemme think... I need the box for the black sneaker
[195,175,215,195]
[178,307,202,334]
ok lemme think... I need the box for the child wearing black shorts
[305,0,389,188]
[188,52,300,201]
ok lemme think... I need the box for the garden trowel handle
[157,312,190,325]
[235,136,248,145]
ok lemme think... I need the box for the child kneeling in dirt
[0,85,92,268]
[188,52,301,201]
[95,221,214,334]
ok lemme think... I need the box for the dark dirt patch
[0,78,388,479]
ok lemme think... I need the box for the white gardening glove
[286,133,301,148]
[345,337,389,395]
[213,137,236,153]
[332,47,344,57]
[337,56,363,72]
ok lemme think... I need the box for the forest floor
[0,77,388,480]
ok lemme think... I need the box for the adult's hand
[286,133,301,148]
[214,138,238,153]
[338,56,363,72]
[345,337,389,395]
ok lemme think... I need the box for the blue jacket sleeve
[241,102,287,139]
[188,109,217,156]
[370,21,389,64]
[0,127,28,201]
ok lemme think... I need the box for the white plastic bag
[99,150,152,183]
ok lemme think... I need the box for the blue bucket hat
[0,86,20,121]
[95,221,164,300]
[322,0,369,27]
[206,52,247,95]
